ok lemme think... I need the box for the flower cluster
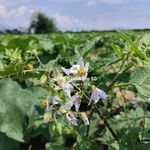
[42,58,107,126]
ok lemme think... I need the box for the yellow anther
[26,63,33,70]
[41,99,48,106]
[77,68,86,76]
[60,109,68,114]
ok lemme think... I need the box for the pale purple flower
[59,101,73,112]
[53,76,73,98]
[66,112,78,126]
[131,101,139,108]
[70,95,81,111]
[81,112,90,126]
[62,83,73,98]
[90,88,107,104]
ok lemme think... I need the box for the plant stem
[106,54,129,92]
[71,83,118,140]
[84,92,118,140]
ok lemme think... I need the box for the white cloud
[52,12,79,26]
[12,6,28,17]
[87,0,127,6]
[0,3,31,18]
[138,0,150,1]
[0,4,8,17]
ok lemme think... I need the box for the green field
[0,31,150,150]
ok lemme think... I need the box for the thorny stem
[33,52,53,82]
[141,103,146,140]
[71,83,118,140]
[34,52,47,71]
[106,54,129,92]
[83,92,118,140]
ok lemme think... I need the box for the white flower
[90,87,107,104]
[70,65,80,74]
[62,57,89,80]
[80,112,90,126]
[66,112,78,126]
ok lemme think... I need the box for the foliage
[0,31,150,150]
[28,12,58,34]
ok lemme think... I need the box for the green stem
[71,83,118,140]
[106,54,129,92]
[141,103,146,140]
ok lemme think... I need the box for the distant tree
[28,12,58,34]
[5,28,24,35]
[5,29,13,34]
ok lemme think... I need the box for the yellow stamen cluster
[56,77,66,87]
[41,99,48,106]
[78,112,86,118]
[26,63,33,70]
[77,68,86,76]
[60,109,68,114]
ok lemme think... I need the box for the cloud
[0,4,29,18]
[52,13,80,31]
[87,0,127,6]
[52,12,79,25]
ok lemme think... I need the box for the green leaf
[76,36,101,57]
[0,133,20,150]
[40,39,54,51]
[111,44,124,58]
[119,32,148,59]
[0,79,36,142]
[129,67,150,99]
[46,143,70,150]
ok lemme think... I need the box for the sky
[0,0,150,31]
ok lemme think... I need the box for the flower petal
[70,65,80,74]
[74,99,81,111]
[90,91,100,103]
[70,95,81,111]
[81,113,90,126]
[66,112,78,126]
[52,96,60,105]
[77,57,84,67]
[63,83,73,97]
[62,67,70,75]
[60,101,73,111]
[97,89,108,99]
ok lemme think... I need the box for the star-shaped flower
[66,112,78,126]
[69,94,81,111]
[80,112,90,126]
[53,76,73,97]
[62,57,89,80]
[90,87,107,104]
